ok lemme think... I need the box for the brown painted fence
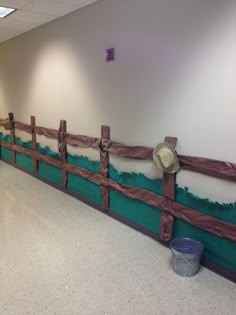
[1,113,236,244]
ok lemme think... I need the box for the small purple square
[106,48,115,62]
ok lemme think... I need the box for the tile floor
[0,161,235,315]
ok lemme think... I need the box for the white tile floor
[0,161,236,315]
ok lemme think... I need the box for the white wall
[0,0,236,202]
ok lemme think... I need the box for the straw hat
[153,142,179,173]
[3,119,13,131]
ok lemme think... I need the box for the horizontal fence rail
[0,113,235,244]
[103,140,154,160]
[179,155,236,182]
[1,138,236,242]
[14,121,32,133]
[65,133,101,148]
[34,126,58,139]
[4,116,236,181]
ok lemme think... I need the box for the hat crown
[157,148,174,169]
[3,120,12,131]
[153,142,179,173]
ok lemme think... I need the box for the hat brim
[153,142,179,173]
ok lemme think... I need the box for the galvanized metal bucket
[170,238,204,277]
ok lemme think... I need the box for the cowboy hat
[3,119,13,131]
[153,142,179,173]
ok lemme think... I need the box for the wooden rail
[0,113,236,244]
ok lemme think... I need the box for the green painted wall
[0,132,236,272]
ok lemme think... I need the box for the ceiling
[0,0,99,44]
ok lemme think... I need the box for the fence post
[58,120,67,188]
[8,112,16,164]
[31,116,38,175]
[100,125,110,210]
[159,136,178,242]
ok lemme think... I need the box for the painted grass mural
[0,132,236,272]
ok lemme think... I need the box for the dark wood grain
[0,118,6,125]
[179,155,236,182]
[65,133,100,148]
[14,121,32,133]
[58,120,67,188]
[160,137,178,242]
[101,140,153,160]
[117,185,236,242]
[4,116,236,182]
[1,112,236,245]
[0,141,62,168]
[8,113,16,164]
[1,138,236,241]
[100,126,110,210]
[63,161,236,242]
[35,126,58,139]
[31,116,38,175]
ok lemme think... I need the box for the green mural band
[0,132,236,272]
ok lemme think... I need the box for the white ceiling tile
[23,0,79,17]
[7,9,57,24]
[51,0,98,6]
[0,0,33,9]
[0,0,99,44]
[0,20,33,42]
[0,18,32,32]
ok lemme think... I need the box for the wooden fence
[1,112,236,244]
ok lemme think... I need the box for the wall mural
[0,113,236,282]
